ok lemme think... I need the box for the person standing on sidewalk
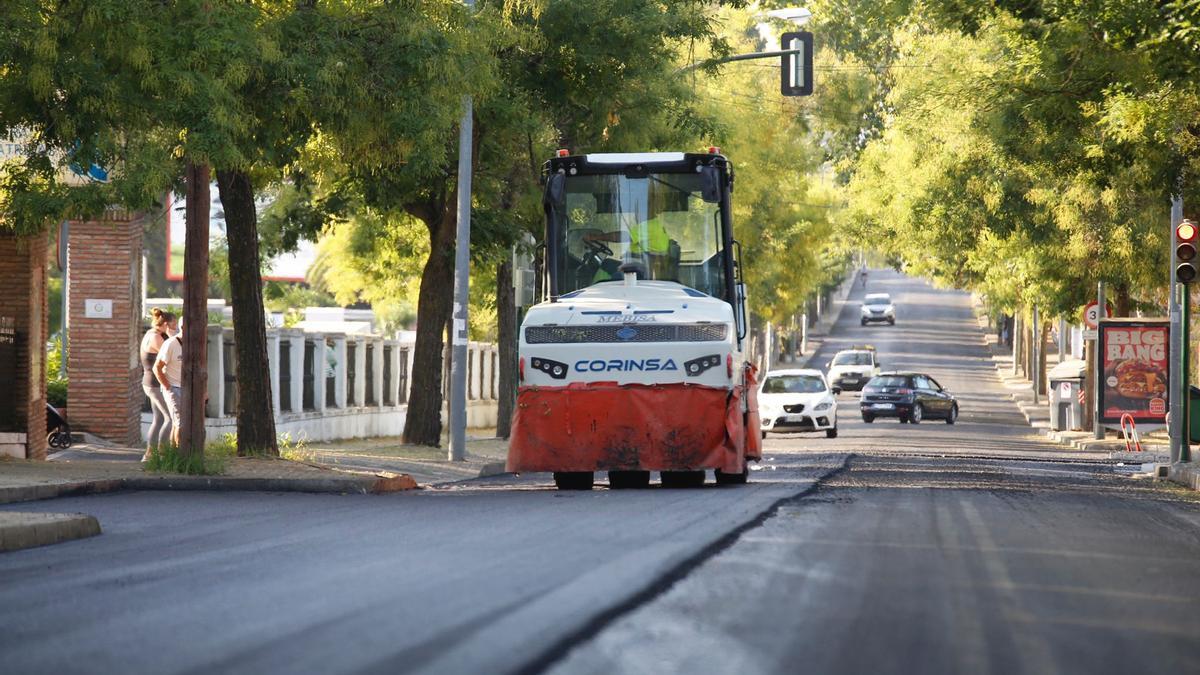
[154,321,186,448]
[140,309,177,460]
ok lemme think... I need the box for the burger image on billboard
[1098,319,1169,426]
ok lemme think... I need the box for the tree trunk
[496,257,516,439]
[179,162,210,457]
[1113,282,1131,317]
[402,206,457,446]
[216,168,278,456]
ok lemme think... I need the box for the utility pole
[448,0,475,462]
[1170,196,1184,463]
[1094,281,1106,440]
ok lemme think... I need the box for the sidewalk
[970,297,1170,464]
[792,273,856,370]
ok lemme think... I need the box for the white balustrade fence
[143,326,501,443]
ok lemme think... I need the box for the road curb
[1168,463,1200,490]
[0,512,101,552]
[0,472,418,505]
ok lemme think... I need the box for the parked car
[758,369,839,438]
[860,293,896,325]
[826,346,881,392]
[860,372,958,424]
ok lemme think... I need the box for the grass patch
[143,433,236,475]
[278,433,317,464]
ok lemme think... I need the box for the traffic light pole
[1170,196,1184,463]
[1184,282,1191,462]
[1094,282,1106,440]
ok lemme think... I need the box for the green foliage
[44,335,67,407]
[817,0,1200,317]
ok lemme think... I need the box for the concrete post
[353,338,367,407]
[389,340,402,406]
[287,331,304,416]
[371,337,384,407]
[205,324,224,418]
[266,330,281,416]
[332,335,347,408]
[313,336,327,413]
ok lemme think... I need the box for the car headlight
[813,401,832,411]
[860,306,870,314]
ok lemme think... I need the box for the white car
[860,293,896,325]
[758,369,838,438]
[826,347,881,391]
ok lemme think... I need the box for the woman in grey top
[140,308,177,459]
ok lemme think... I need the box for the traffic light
[780,31,814,97]
[1177,219,1198,283]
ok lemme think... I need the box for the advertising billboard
[1097,319,1169,427]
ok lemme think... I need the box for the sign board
[1097,319,1169,426]
[84,299,112,319]
[1083,301,1110,329]
[1059,381,1073,397]
[1082,329,1098,340]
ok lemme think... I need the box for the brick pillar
[0,232,49,459]
[67,214,144,446]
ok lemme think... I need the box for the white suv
[826,348,881,392]
[860,293,896,325]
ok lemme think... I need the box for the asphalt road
[4,269,1200,674]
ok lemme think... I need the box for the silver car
[860,293,895,325]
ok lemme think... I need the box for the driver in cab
[583,214,674,280]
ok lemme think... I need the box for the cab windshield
[552,172,728,298]
[762,374,826,394]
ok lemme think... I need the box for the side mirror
[824,361,831,370]
[543,170,565,206]
[700,166,721,203]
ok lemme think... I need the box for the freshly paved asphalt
[4,269,1200,674]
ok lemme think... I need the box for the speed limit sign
[1083,301,1109,329]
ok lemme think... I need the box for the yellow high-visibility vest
[629,216,670,254]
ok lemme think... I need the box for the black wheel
[761,430,767,440]
[899,417,909,424]
[553,472,594,490]
[608,470,650,489]
[860,318,867,326]
[909,403,923,424]
[715,466,749,485]
[826,426,838,438]
[888,318,895,325]
[946,404,958,425]
[58,426,72,448]
[862,414,874,423]
[46,432,62,449]
[661,470,706,488]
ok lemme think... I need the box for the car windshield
[865,294,891,305]
[866,375,910,389]
[552,172,727,298]
[762,374,826,394]
[833,352,873,366]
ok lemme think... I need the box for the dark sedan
[860,372,958,424]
